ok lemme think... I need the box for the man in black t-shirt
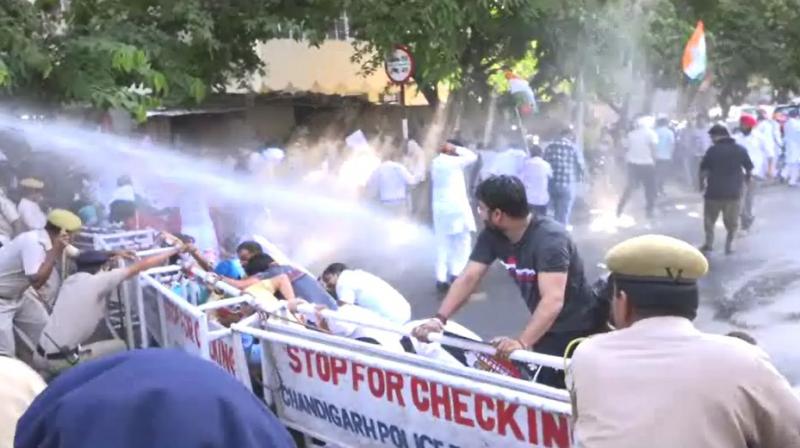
[412,175,598,388]
[699,124,753,255]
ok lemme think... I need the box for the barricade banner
[141,281,166,346]
[257,330,573,448]
[209,324,253,391]
[162,293,208,357]
[140,272,209,358]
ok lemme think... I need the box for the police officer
[17,178,47,231]
[34,246,184,376]
[0,209,81,357]
[569,234,800,447]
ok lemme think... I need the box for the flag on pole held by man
[505,71,538,116]
[682,21,707,82]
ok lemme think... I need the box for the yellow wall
[230,39,429,106]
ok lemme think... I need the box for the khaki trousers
[704,199,741,248]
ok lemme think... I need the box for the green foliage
[0,0,334,120]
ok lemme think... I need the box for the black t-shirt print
[469,217,595,333]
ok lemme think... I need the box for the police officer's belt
[36,344,79,361]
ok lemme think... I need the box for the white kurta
[430,147,478,236]
[179,196,218,260]
[430,147,478,282]
[734,131,770,179]
[755,119,782,163]
[784,118,800,164]
[783,118,800,185]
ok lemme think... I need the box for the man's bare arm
[517,272,567,348]
[436,261,489,319]
[187,247,214,272]
[270,274,297,301]
[123,248,181,280]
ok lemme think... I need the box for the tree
[345,0,559,108]
[0,0,335,120]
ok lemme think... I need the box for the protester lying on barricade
[402,319,536,380]
[33,246,185,378]
[401,319,482,368]
[235,253,337,310]
[15,349,296,448]
[321,262,410,324]
[298,298,405,353]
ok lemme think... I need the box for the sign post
[385,45,415,140]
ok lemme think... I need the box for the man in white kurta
[734,115,773,230]
[366,155,419,216]
[570,235,800,448]
[783,112,800,186]
[430,141,477,291]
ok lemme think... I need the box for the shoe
[699,244,713,253]
[436,281,450,293]
[725,244,734,255]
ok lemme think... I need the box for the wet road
[369,183,800,385]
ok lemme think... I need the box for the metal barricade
[189,266,574,447]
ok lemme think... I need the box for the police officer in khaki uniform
[34,246,183,377]
[569,234,800,448]
[0,209,81,357]
[17,178,47,231]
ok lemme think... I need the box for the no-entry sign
[385,45,415,84]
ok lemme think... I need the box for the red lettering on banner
[430,383,452,421]
[210,339,236,374]
[191,320,200,347]
[411,377,429,412]
[331,357,347,385]
[543,412,571,448]
[352,362,365,391]
[527,407,539,444]
[452,388,474,427]
[303,349,314,378]
[475,394,495,431]
[163,301,201,348]
[316,353,331,382]
[497,401,524,441]
[385,371,405,407]
[287,347,301,373]
[367,367,385,399]
[278,347,572,446]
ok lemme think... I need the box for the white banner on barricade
[208,322,253,391]
[139,269,253,390]
[244,325,573,448]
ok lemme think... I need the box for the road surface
[362,183,800,386]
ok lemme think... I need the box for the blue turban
[15,349,296,448]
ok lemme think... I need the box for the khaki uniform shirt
[570,317,800,448]
[17,198,46,231]
[0,231,51,300]
[0,192,19,244]
[39,269,128,353]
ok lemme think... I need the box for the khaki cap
[19,178,44,189]
[47,209,82,232]
[605,234,708,282]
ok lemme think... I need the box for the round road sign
[385,45,415,84]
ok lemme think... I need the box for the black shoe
[725,246,734,255]
[699,244,713,253]
[436,281,450,293]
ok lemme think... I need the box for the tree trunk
[419,84,439,108]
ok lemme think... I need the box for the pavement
[357,182,800,386]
